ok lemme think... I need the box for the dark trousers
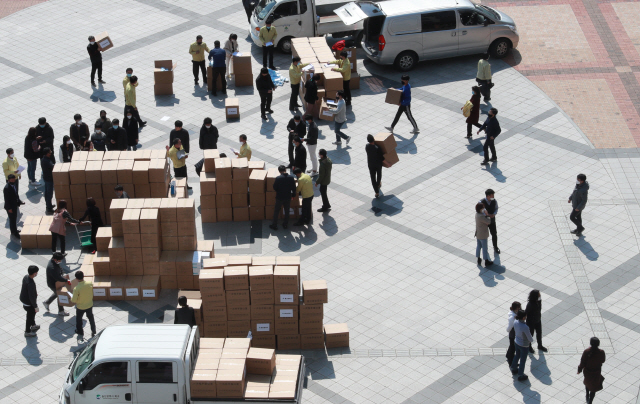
[476,78,491,100]
[45,285,64,312]
[527,321,543,347]
[335,121,348,142]
[260,92,273,115]
[90,58,102,82]
[506,328,516,363]
[27,159,38,182]
[124,105,144,124]
[262,45,274,68]
[6,209,18,235]
[319,185,330,209]
[76,306,97,337]
[290,83,301,110]
[391,104,418,129]
[586,387,596,403]
[44,181,54,210]
[369,166,382,194]
[343,80,351,103]
[301,197,313,223]
[488,218,498,249]
[211,66,227,94]
[272,198,291,226]
[90,225,100,247]
[288,141,295,166]
[570,209,583,231]
[467,122,481,135]
[244,7,253,22]
[24,306,36,333]
[51,232,66,254]
[192,60,207,83]
[483,138,496,161]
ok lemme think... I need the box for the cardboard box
[108,237,126,261]
[302,280,328,304]
[125,247,143,262]
[203,256,228,269]
[247,265,273,290]
[224,338,251,351]
[275,304,298,321]
[226,289,250,307]
[148,159,168,183]
[250,304,274,320]
[124,275,142,301]
[318,99,335,122]
[56,283,75,307]
[274,288,298,305]
[246,348,275,375]
[20,225,38,249]
[227,305,250,321]
[373,132,397,154]
[203,304,227,322]
[274,266,299,291]
[217,358,246,372]
[159,251,177,276]
[36,225,52,249]
[225,98,240,119]
[300,303,323,319]
[214,158,232,181]
[179,236,197,251]
[266,167,279,190]
[232,207,249,222]
[383,150,399,167]
[141,232,161,248]
[86,183,103,199]
[249,193,266,207]
[52,163,70,185]
[154,60,177,84]
[122,208,141,234]
[176,198,196,222]
[142,247,161,262]
[154,82,173,96]
[95,228,111,253]
[385,88,402,105]
[68,160,87,183]
[248,160,265,175]
[217,181,232,196]
[299,318,323,335]
[107,276,125,300]
[232,158,249,180]
[249,206,265,220]
[200,172,217,196]
[159,198,178,222]
[252,256,276,266]
[350,71,360,89]
[232,54,252,73]
[275,354,302,367]
[191,370,217,398]
[204,321,228,338]
[234,73,254,87]
[94,31,113,51]
[116,159,134,184]
[251,335,276,350]
[231,193,248,208]
[216,208,232,222]
[143,261,160,275]
[248,169,267,193]
[200,338,225,349]
[324,323,349,348]
[177,220,196,237]
[139,275,160,300]
[123,233,141,248]
[275,318,298,335]
[244,374,270,399]
[276,334,301,349]
[199,268,224,291]
[132,161,150,184]
[201,208,217,223]
[159,275,177,289]
[300,333,325,349]
[93,254,110,276]
[203,150,220,173]
[227,321,251,338]
[231,179,248,194]
[216,369,245,398]
[92,276,110,300]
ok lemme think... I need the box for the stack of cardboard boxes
[373,132,400,167]
[154,60,177,96]
[231,53,253,87]
[19,215,54,249]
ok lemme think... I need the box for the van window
[274,1,298,18]
[84,362,128,390]
[459,10,487,26]
[388,15,421,35]
[138,362,175,383]
[421,11,457,32]
[299,0,307,15]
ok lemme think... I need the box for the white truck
[59,325,305,404]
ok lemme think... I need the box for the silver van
[335,0,519,71]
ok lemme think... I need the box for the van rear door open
[334,1,381,25]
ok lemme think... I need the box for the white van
[335,0,519,70]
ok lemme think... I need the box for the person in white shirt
[511,310,534,381]
[223,34,239,79]
[506,301,522,365]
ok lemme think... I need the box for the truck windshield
[70,336,99,383]
[256,0,277,20]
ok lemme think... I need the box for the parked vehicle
[334,0,519,71]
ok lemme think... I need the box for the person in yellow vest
[234,134,252,161]
[3,148,21,194]
[166,138,189,188]
[330,51,352,106]
[189,35,210,85]
[71,271,96,344]
[122,67,145,125]
[124,76,146,127]
[293,168,314,226]
[476,53,492,102]
[288,56,309,111]
[259,18,277,69]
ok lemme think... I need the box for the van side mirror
[78,380,85,394]
[483,20,490,26]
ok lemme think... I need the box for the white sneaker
[332,141,342,145]
[385,126,394,132]
[410,128,420,134]
[30,180,41,186]
[77,336,86,344]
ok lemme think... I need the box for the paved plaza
[1,0,640,403]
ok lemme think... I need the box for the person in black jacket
[90,123,107,151]
[123,114,139,151]
[70,114,91,151]
[4,174,24,238]
[107,118,128,151]
[292,136,307,174]
[169,120,190,153]
[87,35,104,87]
[242,0,256,22]
[79,197,104,254]
[60,136,74,162]
[478,108,501,165]
[35,117,55,159]
[256,67,275,120]
[200,118,219,150]
[41,147,56,213]
[42,252,70,316]
[20,265,40,337]
[302,115,319,174]
[365,134,387,198]
[24,127,41,185]
[286,115,306,168]
[174,296,197,327]
[525,289,547,353]
[304,75,320,118]
[269,165,296,230]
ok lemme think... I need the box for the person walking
[49,200,80,256]
[189,35,210,85]
[200,118,219,150]
[4,174,24,239]
[90,123,107,151]
[511,310,533,382]
[24,127,41,186]
[259,18,277,69]
[330,51,352,106]
[294,168,313,226]
[20,265,40,337]
[174,296,197,327]
[385,75,419,134]
[35,117,55,159]
[123,113,139,151]
[71,271,96,344]
[79,197,104,254]
[95,110,112,134]
[480,189,500,254]
[304,75,320,118]
[475,202,493,267]
[107,118,127,151]
[169,121,190,153]
[578,337,606,404]
[302,115,319,174]
[569,173,589,236]
[292,136,307,174]
[269,165,296,230]
[42,252,70,316]
[289,57,309,111]
[242,0,256,23]
[223,34,239,79]
[87,35,105,87]
[70,114,91,151]
[286,115,306,168]
[166,138,190,189]
[208,40,227,95]
[114,185,129,199]
[525,289,547,353]
[330,90,351,145]
[41,147,55,214]
[122,67,132,96]
[3,148,21,194]
[60,136,74,162]
[315,149,332,212]
[125,76,146,127]
[506,301,522,366]
[256,68,276,120]
[365,134,386,198]
[464,86,482,138]
[234,135,252,161]
[478,108,500,165]
[476,53,492,102]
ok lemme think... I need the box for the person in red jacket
[465,86,482,138]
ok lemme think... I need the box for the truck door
[135,361,179,404]
[271,1,303,50]
[75,361,133,404]
[420,10,459,59]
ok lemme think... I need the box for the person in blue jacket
[386,75,419,134]
[208,41,227,96]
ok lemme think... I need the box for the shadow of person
[466,138,484,155]
[488,254,506,276]
[394,132,419,155]
[530,353,553,385]
[260,121,277,139]
[513,383,541,404]
[326,148,351,166]
[478,263,499,287]
[192,85,210,101]
[318,213,338,236]
[573,237,599,261]
[48,314,76,343]
[482,161,507,183]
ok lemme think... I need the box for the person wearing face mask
[107,118,127,151]
[506,301,522,366]
[478,107,500,165]
[166,138,190,189]
[293,167,314,226]
[385,75,419,134]
[304,75,321,119]
[269,165,297,231]
[256,67,276,120]
[123,113,139,151]
[315,148,332,212]
[223,34,239,79]
[35,117,54,159]
[69,114,90,151]
[476,53,492,103]
[259,18,277,70]
[87,36,105,87]
[511,310,533,382]
[301,115,318,175]
[208,40,227,96]
[234,135,252,161]
[475,202,493,267]
[95,110,112,134]
[125,76,147,128]
[42,252,70,317]
[49,200,80,256]
[330,51,352,106]
[569,173,589,237]
[21,265,41,337]
[24,127,41,186]
[463,86,482,138]
[4,174,24,239]
[292,136,307,174]
[189,35,210,85]
[286,115,306,168]
[169,120,190,154]
[525,289,547,353]
[479,189,500,254]
[3,148,22,194]
[288,57,309,111]
[199,118,219,150]
[41,147,56,213]
[90,123,107,151]
[60,136,74,162]
[329,91,351,145]
[122,67,133,94]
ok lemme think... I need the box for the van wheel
[278,37,293,54]
[394,51,418,71]
[489,38,510,59]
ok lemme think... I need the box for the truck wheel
[278,37,293,54]
[489,38,511,59]
[394,51,418,72]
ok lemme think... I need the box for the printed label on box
[110,288,123,296]
[126,288,139,296]
[99,39,111,48]
[279,294,294,303]
[323,110,332,116]
[280,309,294,318]
[256,323,270,332]
[227,108,238,115]
[58,294,70,304]
[94,288,106,297]
[142,289,156,298]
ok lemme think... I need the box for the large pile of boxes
[373,132,400,167]
[154,60,177,96]
[50,150,170,224]
[292,37,359,121]
[19,215,54,249]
